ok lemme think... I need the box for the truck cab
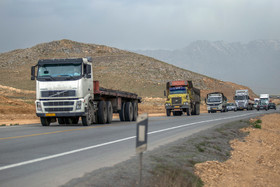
[234,90,253,110]
[206,92,227,113]
[164,80,200,116]
[31,57,93,126]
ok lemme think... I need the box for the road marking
[0,112,256,171]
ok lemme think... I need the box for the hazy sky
[1,0,280,53]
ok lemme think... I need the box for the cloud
[0,0,280,52]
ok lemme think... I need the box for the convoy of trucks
[205,92,228,113]
[234,90,254,110]
[164,80,200,116]
[30,57,275,126]
[31,57,141,126]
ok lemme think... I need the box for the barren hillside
[0,39,256,99]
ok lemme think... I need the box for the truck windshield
[235,95,246,100]
[169,87,187,94]
[260,98,268,105]
[38,63,82,80]
[207,96,221,102]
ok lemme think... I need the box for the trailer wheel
[41,117,51,126]
[119,102,125,121]
[125,102,133,121]
[106,101,113,124]
[58,118,66,124]
[132,101,138,121]
[98,101,107,124]
[166,109,171,116]
[82,102,94,126]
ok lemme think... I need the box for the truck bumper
[36,112,85,117]
[165,105,189,111]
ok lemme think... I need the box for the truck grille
[209,103,219,106]
[43,101,74,106]
[41,90,76,98]
[172,97,182,105]
[45,108,73,112]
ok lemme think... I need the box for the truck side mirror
[164,90,166,97]
[86,64,91,78]
[31,66,36,80]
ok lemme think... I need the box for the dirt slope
[195,113,280,187]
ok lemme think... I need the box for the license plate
[212,108,217,110]
[175,106,180,108]
[46,113,56,117]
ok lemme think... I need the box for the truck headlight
[37,102,42,112]
[76,101,82,110]
[183,102,188,105]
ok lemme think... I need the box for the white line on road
[0,112,256,171]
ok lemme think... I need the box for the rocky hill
[136,40,280,94]
[0,39,257,100]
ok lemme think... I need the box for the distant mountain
[135,40,280,94]
[0,39,256,99]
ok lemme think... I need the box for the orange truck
[164,80,200,116]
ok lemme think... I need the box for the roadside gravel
[62,117,253,187]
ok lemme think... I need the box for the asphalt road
[0,109,278,187]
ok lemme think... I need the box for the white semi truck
[31,57,141,126]
[205,92,228,113]
[234,90,254,110]
[258,94,270,111]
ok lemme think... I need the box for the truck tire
[125,102,133,121]
[119,102,125,121]
[41,117,50,126]
[187,109,190,116]
[106,101,113,124]
[82,102,94,126]
[98,100,108,124]
[166,109,171,116]
[132,101,138,121]
[58,118,65,124]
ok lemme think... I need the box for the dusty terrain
[64,112,280,187]
[195,113,280,187]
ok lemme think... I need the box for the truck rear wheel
[98,100,108,124]
[132,101,138,121]
[106,101,113,124]
[119,102,125,121]
[82,102,94,126]
[125,102,133,121]
[41,117,51,126]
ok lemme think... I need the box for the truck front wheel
[166,109,171,116]
[41,117,51,126]
[82,102,94,126]
[98,100,108,124]
[125,102,133,121]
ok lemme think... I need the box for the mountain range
[135,40,280,94]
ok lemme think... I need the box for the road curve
[0,109,278,187]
